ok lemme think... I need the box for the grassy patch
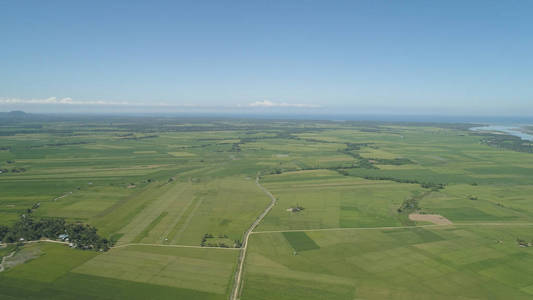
[3,243,97,283]
[437,207,508,221]
[282,232,320,251]
[73,245,238,295]
[132,211,168,243]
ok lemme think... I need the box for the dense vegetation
[0,209,111,251]
[477,132,533,153]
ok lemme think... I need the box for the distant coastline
[2,110,533,125]
[471,125,533,141]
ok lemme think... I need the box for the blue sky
[1,1,533,115]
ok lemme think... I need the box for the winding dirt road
[230,176,277,300]
[0,250,15,272]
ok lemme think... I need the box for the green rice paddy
[1,116,533,299]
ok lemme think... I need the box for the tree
[0,225,9,241]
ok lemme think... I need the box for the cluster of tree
[517,238,532,247]
[0,210,111,251]
[200,233,213,246]
[420,182,446,191]
[357,127,383,133]
[356,174,446,191]
[27,141,88,149]
[225,129,329,153]
[204,242,230,248]
[10,167,26,173]
[270,168,283,174]
[200,233,237,248]
[336,169,349,176]
[338,151,378,169]
[66,223,111,251]
[345,142,373,151]
[297,137,338,144]
[231,143,241,152]
[478,133,533,153]
[120,134,159,140]
[305,163,447,193]
[369,158,414,165]
[116,133,135,138]
[357,158,378,169]
[397,190,435,214]
[0,167,27,174]
[397,197,420,213]
[337,143,382,170]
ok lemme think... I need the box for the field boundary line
[230,175,277,300]
[111,243,240,250]
[0,239,238,251]
[251,222,533,234]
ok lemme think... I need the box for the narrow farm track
[251,222,533,234]
[0,239,69,247]
[0,239,239,252]
[111,243,240,250]
[0,251,16,272]
[230,176,277,300]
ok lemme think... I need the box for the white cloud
[0,97,323,110]
[248,100,320,108]
[0,97,156,106]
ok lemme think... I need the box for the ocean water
[471,125,533,141]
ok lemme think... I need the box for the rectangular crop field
[282,232,320,251]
